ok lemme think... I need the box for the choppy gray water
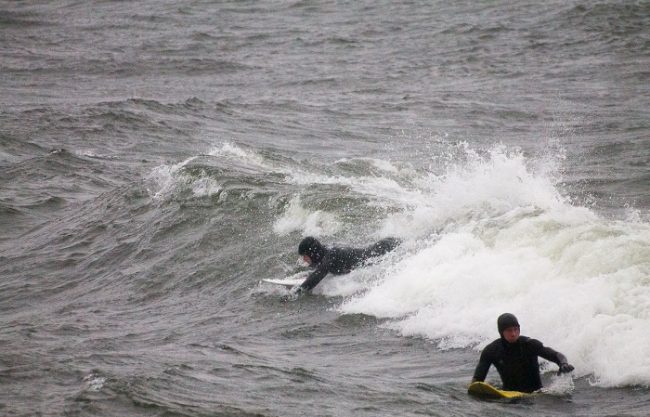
[1,1,650,416]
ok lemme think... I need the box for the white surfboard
[261,278,304,289]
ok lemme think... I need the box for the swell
[0,9,52,27]
[0,144,298,316]
[0,149,115,216]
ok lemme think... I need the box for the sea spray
[325,145,650,388]
[273,196,342,237]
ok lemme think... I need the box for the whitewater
[235,140,650,389]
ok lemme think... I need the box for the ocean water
[1,1,649,416]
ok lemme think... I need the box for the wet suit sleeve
[472,347,494,382]
[529,339,569,367]
[299,264,329,291]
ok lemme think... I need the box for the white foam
[311,144,650,389]
[146,159,191,199]
[273,196,341,237]
[208,142,268,169]
[83,374,106,392]
[146,155,222,200]
[147,141,650,388]
[541,373,575,396]
[190,176,222,197]
[145,143,262,200]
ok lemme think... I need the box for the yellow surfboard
[468,381,529,399]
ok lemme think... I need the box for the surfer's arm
[472,350,492,382]
[532,340,574,373]
[299,265,329,291]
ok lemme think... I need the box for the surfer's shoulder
[520,336,544,349]
[482,338,503,354]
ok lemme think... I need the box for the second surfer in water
[471,313,574,393]
[293,236,400,294]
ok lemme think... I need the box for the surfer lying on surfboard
[292,236,400,294]
[471,313,575,393]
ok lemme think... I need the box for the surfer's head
[497,313,520,343]
[298,236,325,265]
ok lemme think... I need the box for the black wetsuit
[472,336,568,393]
[299,238,400,291]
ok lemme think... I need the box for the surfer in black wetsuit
[471,313,574,393]
[294,236,400,293]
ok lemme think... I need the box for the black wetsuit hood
[298,236,325,264]
[497,313,520,339]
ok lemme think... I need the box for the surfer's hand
[289,285,304,296]
[281,285,303,302]
[558,363,574,374]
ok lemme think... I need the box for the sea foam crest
[379,145,567,238]
[146,158,193,199]
[145,142,264,200]
[209,142,269,169]
[146,155,221,200]
[273,196,341,237]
